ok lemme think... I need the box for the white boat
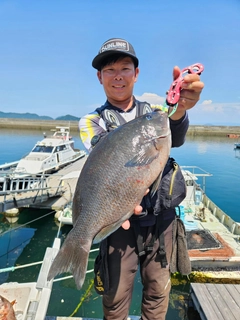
[0,238,61,320]
[178,166,240,271]
[14,126,86,175]
[0,127,86,193]
[55,204,73,225]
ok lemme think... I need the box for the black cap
[92,38,139,70]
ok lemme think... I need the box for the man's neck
[107,96,134,112]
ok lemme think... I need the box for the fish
[47,110,171,289]
[0,295,16,320]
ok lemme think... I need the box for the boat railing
[0,172,66,213]
[0,161,19,172]
[180,165,212,192]
[0,172,64,196]
[203,193,240,235]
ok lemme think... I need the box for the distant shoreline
[0,118,80,132]
[0,118,240,137]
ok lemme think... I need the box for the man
[79,38,204,320]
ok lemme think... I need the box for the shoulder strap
[135,100,152,117]
[96,103,127,132]
[156,215,168,268]
[96,99,153,132]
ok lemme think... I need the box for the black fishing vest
[95,99,152,132]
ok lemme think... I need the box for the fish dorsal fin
[125,142,159,167]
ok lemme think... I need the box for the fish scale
[48,110,171,289]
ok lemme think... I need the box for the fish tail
[47,233,91,290]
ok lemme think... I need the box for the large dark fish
[48,110,171,289]
[0,295,16,320]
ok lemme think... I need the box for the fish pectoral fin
[93,212,133,244]
[150,171,163,196]
[125,143,159,167]
[93,222,121,244]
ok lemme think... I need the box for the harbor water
[0,127,240,319]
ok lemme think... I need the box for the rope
[0,210,55,236]
[0,207,99,281]
[0,248,98,275]
[69,279,94,317]
[0,261,43,273]
[53,268,94,282]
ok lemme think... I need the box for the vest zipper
[169,162,178,196]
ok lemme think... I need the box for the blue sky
[0,0,240,125]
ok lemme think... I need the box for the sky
[0,0,240,125]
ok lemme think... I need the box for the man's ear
[97,71,102,84]
[134,67,140,83]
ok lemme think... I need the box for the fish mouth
[150,131,171,141]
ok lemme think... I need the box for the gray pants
[102,217,174,320]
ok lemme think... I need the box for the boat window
[54,145,67,152]
[32,145,54,153]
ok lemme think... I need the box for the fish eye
[146,114,152,120]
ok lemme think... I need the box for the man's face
[97,57,139,106]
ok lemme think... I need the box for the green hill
[0,111,79,121]
[56,114,80,121]
[0,111,53,120]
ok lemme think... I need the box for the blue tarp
[0,227,36,283]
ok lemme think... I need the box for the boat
[0,127,86,193]
[0,238,61,320]
[55,203,73,225]
[14,126,86,175]
[57,165,240,272]
[179,166,240,272]
[234,142,240,149]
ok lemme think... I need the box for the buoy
[4,208,20,223]
[54,210,61,220]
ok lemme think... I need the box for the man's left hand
[169,66,204,120]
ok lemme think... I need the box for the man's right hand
[122,188,150,230]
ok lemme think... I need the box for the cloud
[190,100,240,124]
[202,100,212,105]
[135,93,165,105]
[198,101,240,114]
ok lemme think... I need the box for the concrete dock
[1,118,240,136]
[190,283,240,320]
[0,156,87,212]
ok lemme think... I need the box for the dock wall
[187,125,240,137]
[0,118,240,136]
[0,118,80,132]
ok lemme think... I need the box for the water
[0,128,240,319]
[171,135,240,222]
